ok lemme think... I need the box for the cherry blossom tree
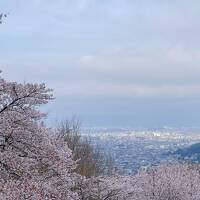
[0,72,80,199]
[75,163,200,200]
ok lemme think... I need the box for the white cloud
[79,47,200,84]
[2,0,200,100]
[53,81,200,99]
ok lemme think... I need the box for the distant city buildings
[82,128,200,174]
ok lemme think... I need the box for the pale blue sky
[1,0,200,127]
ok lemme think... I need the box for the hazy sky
[1,0,200,128]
